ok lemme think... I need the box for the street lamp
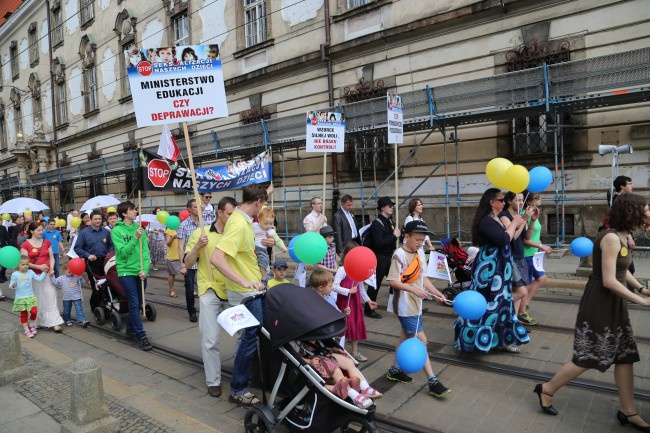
[599,143,633,207]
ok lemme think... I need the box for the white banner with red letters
[125,45,227,127]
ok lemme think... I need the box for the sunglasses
[494,198,506,203]
[204,196,212,199]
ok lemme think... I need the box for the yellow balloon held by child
[70,216,82,229]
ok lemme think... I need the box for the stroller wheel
[340,416,378,433]
[442,287,459,303]
[93,308,106,326]
[110,310,122,331]
[244,406,274,433]
[145,303,157,322]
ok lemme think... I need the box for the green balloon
[156,210,170,224]
[0,246,21,269]
[295,232,329,264]
[165,215,181,230]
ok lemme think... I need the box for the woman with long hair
[534,194,650,430]
[403,198,433,251]
[20,221,64,332]
[454,188,529,353]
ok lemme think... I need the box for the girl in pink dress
[333,242,378,361]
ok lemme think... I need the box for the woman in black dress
[535,194,650,431]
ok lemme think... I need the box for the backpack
[361,219,383,248]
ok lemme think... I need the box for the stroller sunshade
[264,283,347,348]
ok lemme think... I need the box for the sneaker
[354,352,368,362]
[517,312,538,326]
[65,321,73,327]
[428,380,451,398]
[386,367,414,384]
[125,330,136,340]
[24,330,34,338]
[152,267,159,271]
[29,325,37,335]
[140,338,153,351]
[81,321,90,328]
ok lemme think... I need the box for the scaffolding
[3,47,648,244]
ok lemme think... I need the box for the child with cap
[268,259,290,289]
[317,226,338,274]
[385,220,451,398]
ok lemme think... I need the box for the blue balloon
[570,237,593,258]
[288,236,302,263]
[527,166,553,193]
[43,216,50,222]
[396,337,428,374]
[453,290,488,320]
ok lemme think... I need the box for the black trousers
[86,258,105,290]
[184,269,197,316]
[365,254,392,311]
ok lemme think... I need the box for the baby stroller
[90,251,157,331]
[246,283,378,433]
[437,238,474,301]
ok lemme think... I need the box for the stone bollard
[0,323,31,386]
[61,358,119,433]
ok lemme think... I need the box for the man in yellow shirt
[185,197,237,399]
[211,184,273,407]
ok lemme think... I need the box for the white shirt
[341,207,358,238]
[303,210,327,232]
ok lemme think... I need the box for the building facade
[0,0,648,241]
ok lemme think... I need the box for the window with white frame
[80,35,98,113]
[80,0,94,27]
[244,0,266,47]
[52,58,67,125]
[173,13,190,46]
[348,0,369,8]
[52,2,64,46]
[28,23,39,65]
[9,41,18,80]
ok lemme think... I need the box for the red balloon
[68,258,86,276]
[343,246,377,282]
[179,210,190,221]
[140,221,149,227]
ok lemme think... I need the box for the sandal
[361,386,383,399]
[352,394,373,409]
[0,295,6,301]
[349,377,361,392]
[496,344,520,353]
[228,392,261,407]
[332,377,349,400]
[52,326,63,333]
[169,291,177,298]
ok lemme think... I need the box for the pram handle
[241,290,266,306]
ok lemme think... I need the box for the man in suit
[331,194,359,257]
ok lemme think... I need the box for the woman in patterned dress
[148,207,167,271]
[535,194,650,430]
[454,188,529,353]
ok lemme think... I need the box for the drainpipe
[323,0,339,214]
[46,0,60,212]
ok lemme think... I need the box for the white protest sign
[293,263,307,287]
[533,251,545,272]
[217,304,260,337]
[125,45,227,127]
[387,92,403,144]
[426,251,452,283]
[306,111,345,152]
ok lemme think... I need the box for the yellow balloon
[502,165,530,193]
[1,213,9,221]
[58,219,67,227]
[485,158,513,188]
[70,216,81,229]
[107,206,117,213]
[24,210,32,216]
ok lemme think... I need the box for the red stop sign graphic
[148,159,172,188]
[137,61,153,76]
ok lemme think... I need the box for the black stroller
[437,238,474,301]
[90,251,156,331]
[246,284,378,433]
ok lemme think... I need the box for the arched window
[79,35,98,114]
[28,73,42,133]
[114,9,137,100]
[52,57,68,126]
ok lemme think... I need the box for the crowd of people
[0,175,649,428]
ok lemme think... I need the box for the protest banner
[305,111,345,209]
[532,251,545,272]
[217,305,261,336]
[125,45,227,127]
[139,149,272,193]
[426,251,452,284]
[387,92,404,242]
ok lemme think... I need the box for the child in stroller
[246,280,381,433]
[437,238,476,300]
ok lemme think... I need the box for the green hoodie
[111,221,150,277]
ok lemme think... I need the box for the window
[0,100,6,151]
[115,9,137,99]
[28,22,39,66]
[9,41,18,80]
[79,35,98,114]
[28,73,42,132]
[348,0,369,7]
[80,0,95,28]
[52,2,64,46]
[244,0,266,47]
[52,57,68,125]
[173,12,190,46]
[11,89,22,141]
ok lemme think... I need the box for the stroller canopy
[264,283,347,348]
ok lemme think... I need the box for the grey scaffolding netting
[6,47,649,244]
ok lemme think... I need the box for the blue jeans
[184,269,197,316]
[62,299,86,323]
[228,293,264,396]
[119,276,148,340]
[53,253,60,278]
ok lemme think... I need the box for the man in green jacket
[111,201,152,351]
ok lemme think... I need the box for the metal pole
[454,125,461,239]
[559,113,566,244]
[442,125,450,239]
[553,112,560,247]
[281,147,289,239]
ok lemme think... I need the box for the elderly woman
[20,221,64,332]
[454,188,529,353]
[535,194,650,430]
